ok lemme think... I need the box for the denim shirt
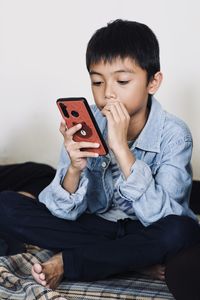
[39,97,197,226]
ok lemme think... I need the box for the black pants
[0,162,55,255]
[0,191,200,282]
[166,243,200,300]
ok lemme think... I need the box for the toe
[32,264,46,286]
[33,263,43,274]
[41,280,47,286]
[39,273,46,281]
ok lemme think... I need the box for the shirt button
[101,161,107,168]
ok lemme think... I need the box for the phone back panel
[57,98,108,156]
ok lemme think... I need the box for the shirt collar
[134,96,165,153]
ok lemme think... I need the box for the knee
[166,243,200,276]
[165,244,200,299]
[158,215,200,253]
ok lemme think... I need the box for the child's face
[89,57,157,118]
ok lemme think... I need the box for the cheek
[92,89,104,108]
[121,89,148,112]
[92,89,100,101]
[92,86,102,97]
[130,82,149,101]
[92,89,99,104]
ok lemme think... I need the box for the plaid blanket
[0,246,174,300]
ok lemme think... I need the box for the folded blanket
[0,246,174,300]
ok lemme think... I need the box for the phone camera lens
[71,110,79,117]
[60,103,69,118]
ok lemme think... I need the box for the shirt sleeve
[39,145,88,220]
[115,134,196,226]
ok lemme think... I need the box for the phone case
[57,97,108,156]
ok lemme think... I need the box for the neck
[127,107,149,141]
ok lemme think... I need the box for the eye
[92,81,103,86]
[117,80,130,85]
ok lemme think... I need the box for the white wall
[0,0,200,179]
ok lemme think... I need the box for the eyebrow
[89,69,134,76]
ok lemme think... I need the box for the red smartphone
[56,97,108,156]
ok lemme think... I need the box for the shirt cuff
[52,171,88,206]
[39,168,89,213]
[116,159,153,201]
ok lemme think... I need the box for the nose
[104,83,116,100]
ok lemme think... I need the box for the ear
[147,72,163,94]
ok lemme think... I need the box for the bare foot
[31,253,64,289]
[139,264,166,281]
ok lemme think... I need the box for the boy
[0,19,199,289]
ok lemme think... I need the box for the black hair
[86,19,160,83]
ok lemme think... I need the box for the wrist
[68,165,82,176]
[112,143,130,157]
[63,165,82,194]
[113,147,136,178]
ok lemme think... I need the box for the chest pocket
[85,157,112,213]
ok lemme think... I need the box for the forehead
[89,57,142,75]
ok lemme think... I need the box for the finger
[104,102,126,123]
[101,108,111,117]
[72,150,99,159]
[109,102,129,123]
[102,109,114,126]
[101,105,110,116]
[68,140,100,155]
[61,123,82,138]
[101,101,117,114]
[102,104,115,119]
[118,102,130,119]
[59,120,67,135]
[39,273,46,281]
[107,103,121,122]
[77,151,99,158]
[77,142,100,149]
[103,101,118,111]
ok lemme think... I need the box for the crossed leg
[0,192,199,289]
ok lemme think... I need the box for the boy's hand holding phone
[59,120,100,194]
[57,97,108,194]
[57,98,108,157]
[59,120,100,172]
